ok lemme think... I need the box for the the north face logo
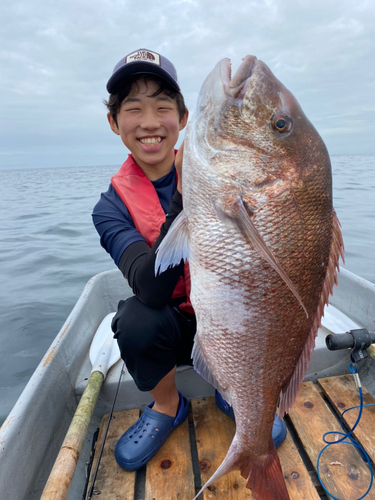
[126,50,160,66]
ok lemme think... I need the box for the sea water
[0,155,374,424]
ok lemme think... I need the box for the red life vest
[111,154,193,314]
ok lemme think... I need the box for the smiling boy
[93,49,195,471]
[107,79,186,183]
[92,48,286,471]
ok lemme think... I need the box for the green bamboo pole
[367,344,375,361]
[40,371,104,500]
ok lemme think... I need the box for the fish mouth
[223,55,258,101]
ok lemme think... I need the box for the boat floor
[85,375,375,500]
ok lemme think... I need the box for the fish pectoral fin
[155,210,190,275]
[215,196,308,317]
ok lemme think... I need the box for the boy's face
[108,79,188,177]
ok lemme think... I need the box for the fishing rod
[84,361,126,500]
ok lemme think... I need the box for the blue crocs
[215,390,287,448]
[115,391,189,471]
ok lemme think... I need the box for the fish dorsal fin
[215,195,308,317]
[155,210,190,274]
[278,210,345,416]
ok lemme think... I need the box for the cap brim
[106,61,180,94]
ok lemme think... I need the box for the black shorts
[111,296,196,392]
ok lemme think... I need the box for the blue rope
[316,363,374,500]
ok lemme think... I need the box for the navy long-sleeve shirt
[92,165,185,308]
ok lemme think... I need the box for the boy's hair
[104,74,187,126]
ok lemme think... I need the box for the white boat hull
[0,268,374,500]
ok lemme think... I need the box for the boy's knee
[112,296,176,358]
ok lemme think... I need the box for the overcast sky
[1,0,374,170]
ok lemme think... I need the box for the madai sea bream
[156,55,344,500]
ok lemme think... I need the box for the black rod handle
[326,329,375,351]
[326,333,354,350]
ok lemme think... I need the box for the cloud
[1,0,375,169]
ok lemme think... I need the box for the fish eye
[271,114,292,133]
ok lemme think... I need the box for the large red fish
[156,55,344,500]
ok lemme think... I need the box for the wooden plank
[289,381,375,500]
[86,409,140,500]
[318,374,375,464]
[145,417,195,500]
[191,396,319,500]
[192,396,251,499]
[277,431,321,500]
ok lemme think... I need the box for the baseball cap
[106,48,180,94]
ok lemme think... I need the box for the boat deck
[85,375,375,500]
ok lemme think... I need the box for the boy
[92,48,286,471]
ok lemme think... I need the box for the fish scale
[156,55,344,500]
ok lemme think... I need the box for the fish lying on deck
[156,55,344,500]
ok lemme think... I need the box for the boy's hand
[175,141,184,194]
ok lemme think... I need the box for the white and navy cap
[107,48,180,94]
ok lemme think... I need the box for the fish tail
[244,447,290,500]
[192,435,240,499]
[193,435,290,500]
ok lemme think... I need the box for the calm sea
[0,155,374,425]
